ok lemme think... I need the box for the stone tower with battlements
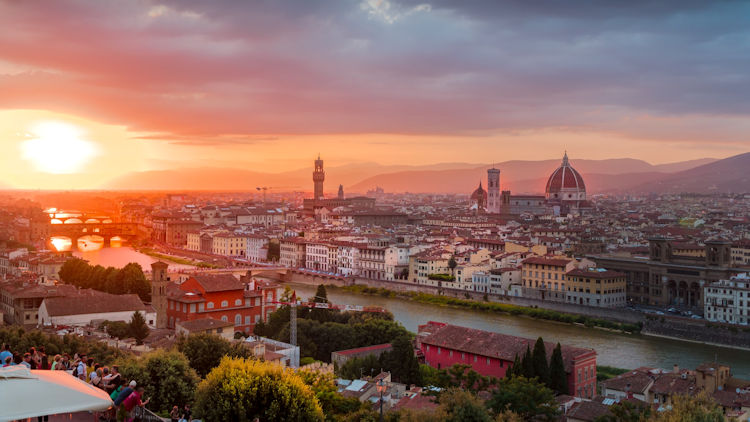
[151,261,169,329]
[313,154,325,200]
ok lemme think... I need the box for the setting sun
[20,121,98,174]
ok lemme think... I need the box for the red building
[166,274,280,334]
[417,322,597,398]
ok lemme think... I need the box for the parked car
[691,315,703,319]
[667,307,678,313]
[655,311,665,315]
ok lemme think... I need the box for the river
[289,283,750,379]
[72,247,195,271]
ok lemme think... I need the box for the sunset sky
[1,0,749,189]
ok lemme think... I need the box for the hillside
[631,152,750,193]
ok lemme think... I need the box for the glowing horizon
[0,1,749,190]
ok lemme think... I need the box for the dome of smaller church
[471,181,487,209]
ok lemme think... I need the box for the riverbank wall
[643,317,750,349]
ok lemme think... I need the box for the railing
[141,407,167,421]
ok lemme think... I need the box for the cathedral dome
[545,152,586,202]
[470,181,487,209]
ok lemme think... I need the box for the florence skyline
[1,0,749,189]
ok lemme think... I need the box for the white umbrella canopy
[0,366,113,421]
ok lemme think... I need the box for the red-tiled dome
[545,153,586,200]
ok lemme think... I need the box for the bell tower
[313,154,325,200]
[151,261,169,329]
[487,167,500,214]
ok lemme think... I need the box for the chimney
[673,364,679,374]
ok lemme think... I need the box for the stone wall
[643,317,750,349]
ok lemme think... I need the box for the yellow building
[521,256,575,301]
[565,268,627,308]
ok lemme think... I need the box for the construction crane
[255,186,300,204]
[269,291,386,346]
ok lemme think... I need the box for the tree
[448,256,458,275]
[194,357,324,421]
[339,354,381,380]
[508,354,522,378]
[297,369,363,418]
[439,389,493,422]
[548,343,568,394]
[310,284,332,322]
[380,335,422,385]
[117,349,199,414]
[177,332,251,378]
[487,376,559,421]
[595,400,651,422]
[128,311,149,345]
[532,337,550,385]
[647,392,723,422]
[521,346,534,379]
[101,320,131,340]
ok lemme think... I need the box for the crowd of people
[1,343,193,422]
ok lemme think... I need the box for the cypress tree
[532,337,550,386]
[522,345,534,379]
[509,354,522,378]
[549,343,568,394]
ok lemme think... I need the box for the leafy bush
[116,349,199,414]
[428,273,456,282]
[0,326,129,365]
[177,333,251,378]
[194,357,324,421]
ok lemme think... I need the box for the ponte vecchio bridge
[48,211,141,248]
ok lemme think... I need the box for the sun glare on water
[21,122,98,174]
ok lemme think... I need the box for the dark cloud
[0,0,747,145]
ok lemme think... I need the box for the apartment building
[704,273,750,325]
[565,268,627,308]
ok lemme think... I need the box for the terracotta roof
[418,322,594,373]
[566,400,611,422]
[43,293,150,317]
[190,274,244,292]
[650,373,695,396]
[603,370,654,394]
[334,343,392,356]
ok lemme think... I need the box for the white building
[39,293,156,328]
[704,273,750,325]
[472,268,521,295]
[280,238,306,268]
[358,247,386,280]
[385,245,415,281]
[337,244,361,277]
[306,242,332,272]
[245,235,269,263]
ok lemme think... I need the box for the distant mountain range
[104,154,750,194]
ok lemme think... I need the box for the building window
[245,316,251,325]
[207,302,214,309]
[235,299,242,306]
[221,300,229,308]
[235,314,242,325]
[190,304,196,313]
[221,316,228,322]
[474,355,477,363]
[199,303,205,312]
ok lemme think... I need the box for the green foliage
[0,326,129,365]
[58,258,151,301]
[380,335,422,385]
[448,256,458,271]
[100,320,131,340]
[421,363,498,393]
[194,357,324,421]
[532,337,550,385]
[177,333,251,378]
[595,400,651,422]
[310,284,334,322]
[597,365,630,382]
[487,376,559,421]
[549,343,568,394]
[339,285,641,333]
[438,389,492,422]
[128,311,150,345]
[521,346,533,378]
[428,273,456,282]
[117,349,199,414]
[339,354,381,380]
[297,369,363,419]
[268,311,409,363]
[647,392,724,422]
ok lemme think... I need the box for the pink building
[417,322,598,398]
